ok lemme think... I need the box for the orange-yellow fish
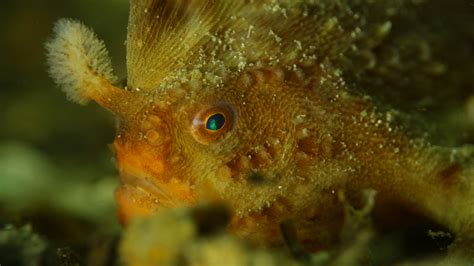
[46,0,474,251]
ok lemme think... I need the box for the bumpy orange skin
[114,132,197,225]
[112,67,472,249]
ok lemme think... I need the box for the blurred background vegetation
[0,0,130,258]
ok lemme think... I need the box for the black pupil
[206,113,225,131]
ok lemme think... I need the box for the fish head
[114,72,307,225]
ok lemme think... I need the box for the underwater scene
[1,0,474,265]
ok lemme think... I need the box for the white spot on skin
[294,40,303,50]
[294,114,307,124]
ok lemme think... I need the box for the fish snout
[116,175,197,225]
[113,139,196,225]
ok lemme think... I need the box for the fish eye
[206,113,226,131]
[192,103,235,144]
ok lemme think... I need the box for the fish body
[47,0,474,251]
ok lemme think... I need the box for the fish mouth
[116,174,197,225]
[120,174,171,201]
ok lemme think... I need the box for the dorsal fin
[126,0,367,91]
[127,0,243,90]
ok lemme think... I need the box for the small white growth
[246,25,255,39]
[294,40,303,50]
[377,21,392,38]
[45,19,117,104]
[269,30,282,43]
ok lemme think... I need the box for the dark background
[0,0,131,243]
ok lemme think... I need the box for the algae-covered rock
[0,225,47,266]
[120,206,301,266]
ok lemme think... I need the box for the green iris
[206,113,225,131]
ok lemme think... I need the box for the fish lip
[119,173,197,205]
[119,174,171,202]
